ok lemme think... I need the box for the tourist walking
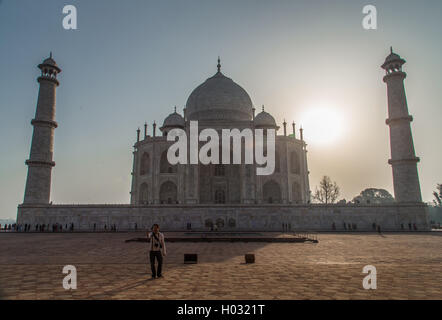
[147,224,166,279]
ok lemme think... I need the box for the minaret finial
[217,56,221,73]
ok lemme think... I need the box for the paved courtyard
[0,232,441,299]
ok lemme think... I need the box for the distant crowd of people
[1,223,76,232]
[98,224,118,232]
[400,223,419,231]
[329,221,421,232]
[0,221,429,233]
[0,222,120,232]
[0,223,14,231]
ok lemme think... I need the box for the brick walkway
[0,232,441,299]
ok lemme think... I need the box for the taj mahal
[17,51,429,231]
[131,58,309,207]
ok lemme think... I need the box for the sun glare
[298,104,345,146]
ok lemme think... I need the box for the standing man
[148,224,167,279]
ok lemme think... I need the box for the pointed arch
[159,181,177,204]
[214,189,226,204]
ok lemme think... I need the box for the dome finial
[217,56,221,73]
[262,105,265,112]
[390,46,393,54]
[50,51,53,59]
[174,105,177,113]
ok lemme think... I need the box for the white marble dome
[254,109,277,128]
[162,110,185,128]
[185,68,253,121]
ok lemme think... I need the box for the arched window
[160,150,177,174]
[290,151,300,174]
[159,181,177,204]
[292,181,302,204]
[214,189,226,204]
[140,152,150,175]
[139,183,148,205]
[263,180,281,204]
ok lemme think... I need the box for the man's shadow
[86,277,154,299]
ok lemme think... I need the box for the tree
[313,176,340,204]
[352,188,394,204]
[434,184,442,207]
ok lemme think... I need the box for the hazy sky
[1,0,441,220]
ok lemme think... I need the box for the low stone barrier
[16,203,430,232]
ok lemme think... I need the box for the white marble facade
[130,62,310,206]
[17,55,430,231]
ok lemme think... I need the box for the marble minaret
[381,48,422,203]
[23,54,61,204]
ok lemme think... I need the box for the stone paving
[0,232,441,299]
